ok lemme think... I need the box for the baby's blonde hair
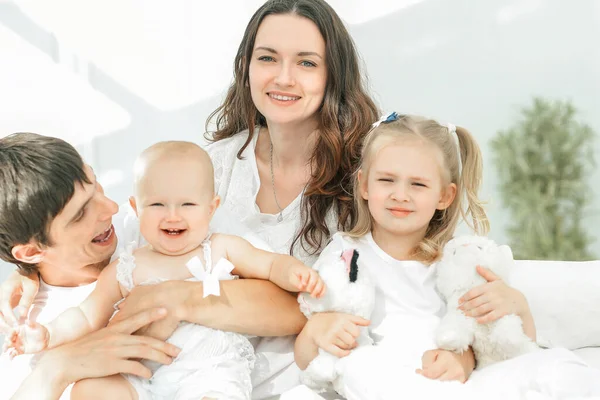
[133,141,214,196]
[348,115,489,264]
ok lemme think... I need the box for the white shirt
[320,233,446,365]
[207,129,338,266]
[0,279,96,400]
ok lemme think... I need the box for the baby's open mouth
[162,228,186,236]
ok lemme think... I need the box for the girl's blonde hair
[348,115,489,264]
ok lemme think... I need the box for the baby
[5,141,324,400]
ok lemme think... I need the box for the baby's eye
[182,203,196,207]
[377,178,393,182]
[412,182,427,187]
[150,203,164,207]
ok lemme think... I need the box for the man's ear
[11,243,45,264]
[437,183,457,210]
[129,196,139,216]
[209,195,221,217]
[357,170,368,200]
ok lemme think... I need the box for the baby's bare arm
[46,261,123,348]
[218,234,310,292]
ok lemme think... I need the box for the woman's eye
[300,60,316,68]
[258,55,275,62]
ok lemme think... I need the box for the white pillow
[509,260,600,350]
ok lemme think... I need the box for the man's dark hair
[0,133,90,275]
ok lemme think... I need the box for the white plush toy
[435,235,539,368]
[297,248,376,392]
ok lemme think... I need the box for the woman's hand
[458,266,530,323]
[416,348,475,383]
[0,271,39,332]
[109,281,187,340]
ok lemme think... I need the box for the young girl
[295,113,600,399]
[5,141,325,400]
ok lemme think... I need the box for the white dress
[115,236,255,400]
[206,129,339,398]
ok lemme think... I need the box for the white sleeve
[206,140,230,196]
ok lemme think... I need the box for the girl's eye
[300,60,316,68]
[258,55,275,62]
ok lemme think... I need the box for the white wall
[1,0,599,286]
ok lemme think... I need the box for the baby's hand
[291,266,326,298]
[3,321,49,358]
[416,349,473,383]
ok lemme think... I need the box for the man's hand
[0,271,39,332]
[416,348,475,383]
[44,308,181,385]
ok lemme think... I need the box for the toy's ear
[341,249,360,282]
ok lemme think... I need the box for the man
[0,133,305,399]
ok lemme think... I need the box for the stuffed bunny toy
[297,248,376,392]
[435,235,539,368]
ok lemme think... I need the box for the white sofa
[276,259,600,400]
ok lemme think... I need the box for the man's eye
[75,209,86,222]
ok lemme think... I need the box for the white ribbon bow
[186,256,235,298]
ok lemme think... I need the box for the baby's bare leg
[71,374,138,400]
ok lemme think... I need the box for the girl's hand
[0,271,39,332]
[3,321,49,357]
[306,312,370,358]
[416,348,474,383]
[458,266,531,324]
[291,266,326,298]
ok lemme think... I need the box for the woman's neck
[259,120,318,169]
[371,224,427,261]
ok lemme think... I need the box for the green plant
[491,98,596,260]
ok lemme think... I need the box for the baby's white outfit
[115,235,255,400]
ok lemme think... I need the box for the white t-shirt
[0,279,96,400]
[320,232,446,365]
